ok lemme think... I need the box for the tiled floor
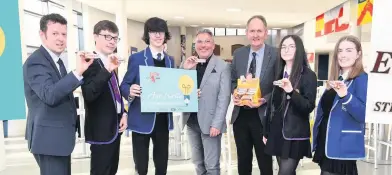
[1,136,391,175]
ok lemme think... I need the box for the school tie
[284,71,289,78]
[109,72,124,113]
[157,53,162,60]
[338,75,344,81]
[57,58,67,77]
[249,52,257,78]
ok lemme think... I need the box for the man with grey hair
[180,29,231,175]
[231,15,276,175]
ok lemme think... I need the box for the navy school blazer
[312,72,368,160]
[120,47,174,134]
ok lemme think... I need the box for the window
[74,26,80,51]
[237,28,246,35]
[24,12,42,47]
[24,0,44,14]
[226,28,237,36]
[48,2,65,17]
[78,28,84,51]
[214,28,225,36]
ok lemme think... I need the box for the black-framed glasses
[149,31,165,37]
[99,34,120,42]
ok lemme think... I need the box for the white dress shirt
[42,45,83,81]
[149,46,164,60]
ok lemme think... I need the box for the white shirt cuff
[72,71,83,81]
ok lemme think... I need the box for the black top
[153,57,166,68]
[313,89,358,175]
[82,59,122,143]
[264,68,314,160]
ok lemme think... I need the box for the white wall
[214,36,249,60]
[185,28,249,61]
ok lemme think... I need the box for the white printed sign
[365,0,392,124]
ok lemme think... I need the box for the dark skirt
[264,112,312,160]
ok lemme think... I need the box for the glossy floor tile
[1,136,391,175]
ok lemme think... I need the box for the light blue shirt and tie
[246,45,265,78]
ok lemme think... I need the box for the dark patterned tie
[249,52,257,78]
[57,58,67,77]
[109,72,124,113]
[157,53,162,60]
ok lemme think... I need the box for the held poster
[139,66,198,113]
[0,0,26,120]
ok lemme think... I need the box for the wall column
[65,0,76,70]
[82,3,93,52]
[303,19,316,71]
[115,0,128,82]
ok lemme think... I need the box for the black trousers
[233,108,273,175]
[90,135,121,175]
[33,154,71,175]
[132,115,169,175]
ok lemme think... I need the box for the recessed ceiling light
[174,16,184,19]
[226,8,241,12]
[190,25,199,27]
[272,27,282,30]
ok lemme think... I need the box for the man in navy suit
[120,17,174,175]
[23,13,93,175]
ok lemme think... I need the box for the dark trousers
[233,108,273,175]
[90,135,121,175]
[132,115,169,175]
[33,154,71,175]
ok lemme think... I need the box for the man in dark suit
[81,20,127,175]
[120,17,174,175]
[230,15,277,175]
[23,13,93,175]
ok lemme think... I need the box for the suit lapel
[200,56,216,89]
[39,46,61,79]
[260,44,272,81]
[240,45,251,76]
[163,52,172,68]
[144,47,155,66]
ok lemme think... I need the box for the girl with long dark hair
[264,35,317,175]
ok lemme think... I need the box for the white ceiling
[78,0,347,28]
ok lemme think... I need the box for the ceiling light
[190,25,199,27]
[232,24,242,26]
[174,16,184,19]
[226,8,241,12]
[272,27,282,30]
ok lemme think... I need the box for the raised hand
[278,78,293,93]
[105,53,120,72]
[75,51,94,76]
[183,56,198,69]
